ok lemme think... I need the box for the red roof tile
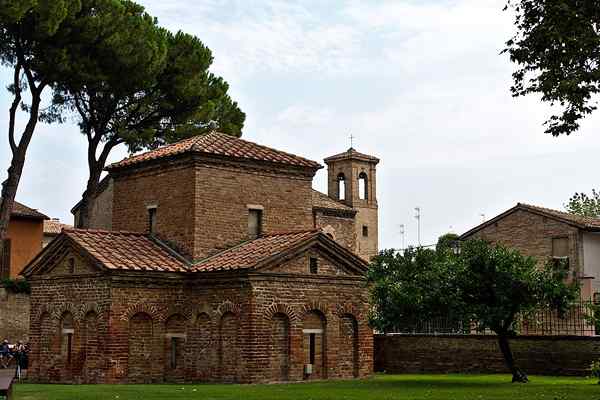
[44,219,72,235]
[311,189,354,212]
[460,202,600,239]
[64,229,188,272]
[192,230,320,272]
[324,147,379,163]
[107,131,322,171]
[3,198,48,220]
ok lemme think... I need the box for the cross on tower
[349,133,355,149]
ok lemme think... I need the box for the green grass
[14,374,600,400]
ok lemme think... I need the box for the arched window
[358,172,368,200]
[337,173,346,201]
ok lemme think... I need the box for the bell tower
[324,147,379,261]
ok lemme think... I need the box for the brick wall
[0,288,30,342]
[112,157,315,261]
[314,211,356,253]
[375,334,600,376]
[464,209,582,273]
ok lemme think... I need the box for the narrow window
[1,239,11,279]
[362,225,369,237]
[337,173,346,201]
[594,292,600,305]
[148,207,157,234]
[170,337,178,369]
[68,258,75,274]
[309,333,316,365]
[552,237,569,270]
[248,209,263,239]
[309,257,318,274]
[358,172,368,200]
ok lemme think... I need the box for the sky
[2,0,600,250]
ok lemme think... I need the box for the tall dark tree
[504,1,600,136]
[50,1,245,228]
[368,240,580,383]
[0,1,85,269]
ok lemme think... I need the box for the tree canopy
[46,0,245,227]
[504,0,600,136]
[564,189,600,217]
[368,240,580,383]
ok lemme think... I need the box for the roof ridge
[261,229,320,237]
[63,228,147,236]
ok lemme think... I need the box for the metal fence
[386,301,598,337]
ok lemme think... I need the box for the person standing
[0,339,11,369]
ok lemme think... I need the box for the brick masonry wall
[0,288,30,342]
[193,160,314,260]
[375,334,600,376]
[464,209,582,273]
[314,212,356,253]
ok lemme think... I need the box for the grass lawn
[13,374,600,400]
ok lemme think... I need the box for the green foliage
[591,360,600,384]
[368,240,580,381]
[436,233,460,254]
[504,1,600,136]
[12,375,600,400]
[0,277,30,294]
[565,189,600,217]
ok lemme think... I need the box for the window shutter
[1,239,11,279]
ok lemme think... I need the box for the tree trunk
[498,334,528,383]
[78,167,102,229]
[0,91,43,276]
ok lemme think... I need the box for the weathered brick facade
[375,334,600,376]
[25,133,378,384]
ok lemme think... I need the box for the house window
[362,225,369,237]
[594,292,600,305]
[68,258,75,274]
[0,239,11,279]
[309,333,316,365]
[310,257,318,274]
[552,237,569,270]
[358,172,368,200]
[337,173,346,201]
[148,207,157,234]
[170,337,179,369]
[248,209,263,239]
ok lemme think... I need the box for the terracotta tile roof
[107,131,322,171]
[3,198,48,220]
[64,229,188,272]
[517,203,600,229]
[44,219,72,235]
[192,230,320,272]
[311,189,354,212]
[460,202,600,239]
[324,147,379,163]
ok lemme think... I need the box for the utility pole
[399,224,405,251]
[414,207,421,247]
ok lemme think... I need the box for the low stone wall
[374,334,600,376]
[0,287,30,342]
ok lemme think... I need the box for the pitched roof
[3,199,48,220]
[324,147,379,164]
[43,219,73,236]
[460,203,600,239]
[63,229,188,272]
[192,230,320,272]
[311,189,355,213]
[106,131,322,171]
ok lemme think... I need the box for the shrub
[0,278,31,294]
[591,360,600,384]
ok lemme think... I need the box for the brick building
[22,132,379,384]
[460,203,600,302]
